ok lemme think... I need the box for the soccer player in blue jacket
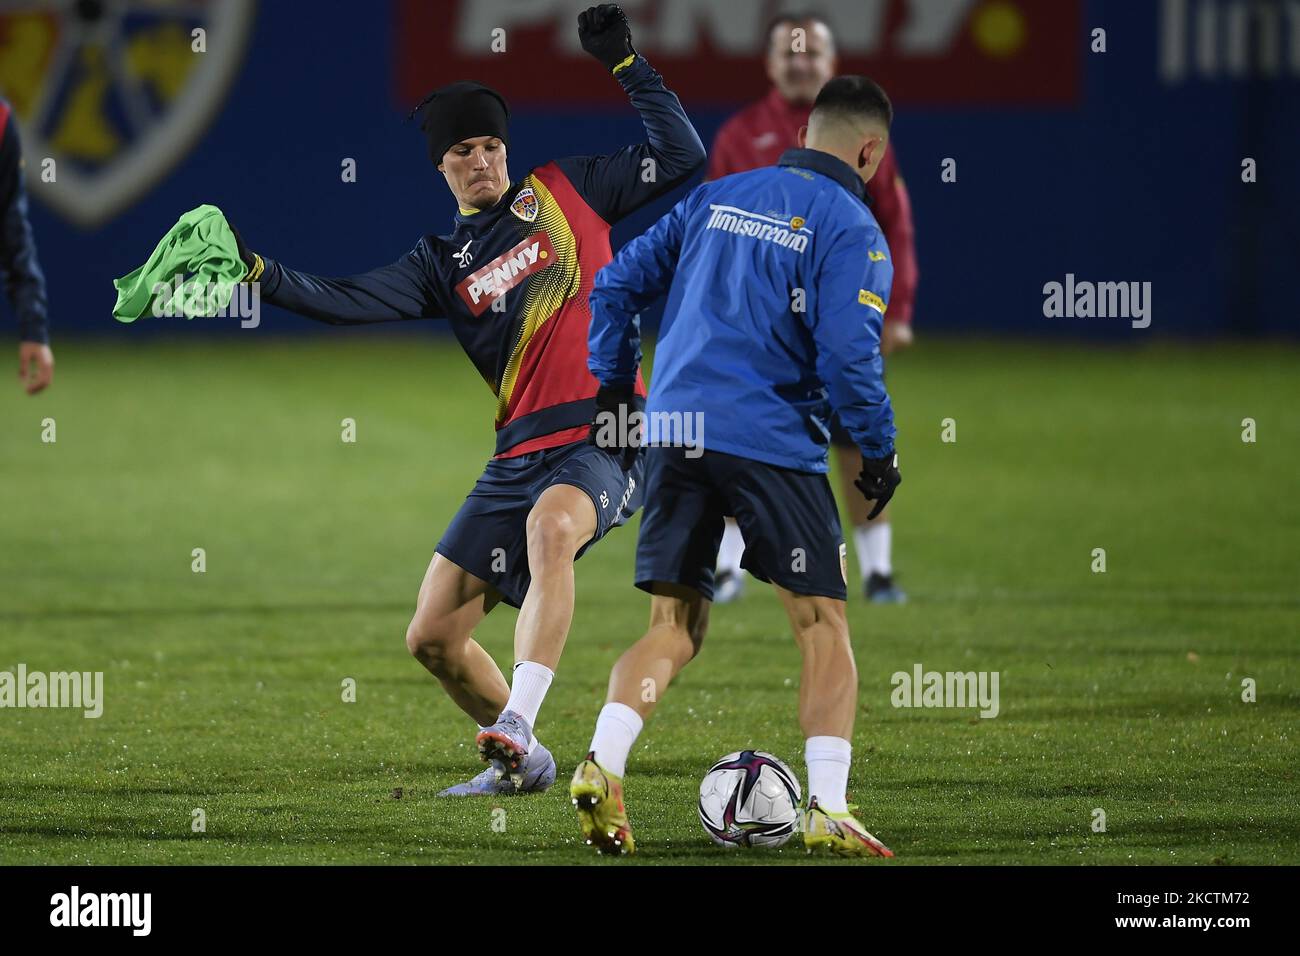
[573,77,901,857]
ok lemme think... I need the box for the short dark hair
[810,75,893,129]
[765,11,832,51]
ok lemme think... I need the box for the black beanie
[413,81,510,164]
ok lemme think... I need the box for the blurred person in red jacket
[706,11,916,604]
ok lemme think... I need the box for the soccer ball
[698,750,802,848]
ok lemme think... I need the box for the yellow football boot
[571,752,635,855]
[803,798,894,858]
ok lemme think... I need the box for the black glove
[588,384,640,470]
[578,4,636,73]
[226,220,261,282]
[854,450,901,521]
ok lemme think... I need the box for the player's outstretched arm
[232,223,441,326]
[808,222,897,461]
[588,196,688,386]
[810,224,901,517]
[559,4,706,225]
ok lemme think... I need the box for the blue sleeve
[0,112,50,344]
[808,220,897,459]
[588,194,690,386]
[259,241,441,325]
[554,57,705,225]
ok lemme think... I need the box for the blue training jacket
[588,147,895,473]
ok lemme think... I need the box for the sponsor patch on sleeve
[868,249,888,262]
[859,289,887,314]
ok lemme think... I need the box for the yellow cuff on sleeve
[611,53,636,75]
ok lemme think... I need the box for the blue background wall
[10,0,1297,340]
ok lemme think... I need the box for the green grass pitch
[1,335,1297,865]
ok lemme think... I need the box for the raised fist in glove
[578,4,636,73]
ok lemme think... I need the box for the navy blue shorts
[635,447,846,602]
[436,441,644,609]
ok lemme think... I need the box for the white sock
[588,702,644,778]
[717,518,745,575]
[853,521,892,579]
[805,735,852,813]
[504,661,554,731]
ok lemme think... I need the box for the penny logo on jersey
[455,231,556,315]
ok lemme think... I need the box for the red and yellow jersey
[439,161,646,457]
[256,56,705,457]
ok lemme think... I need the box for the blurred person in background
[707,12,916,603]
[1,96,52,394]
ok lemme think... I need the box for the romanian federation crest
[510,186,539,223]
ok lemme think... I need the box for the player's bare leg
[405,553,556,796]
[836,444,904,603]
[406,553,508,724]
[842,321,909,603]
[836,444,872,530]
[774,584,892,857]
[515,483,598,669]
[774,587,856,739]
[606,584,709,720]
[475,483,597,778]
[573,584,710,854]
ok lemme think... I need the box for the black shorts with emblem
[436,441,643,608]
[634,446,846,602]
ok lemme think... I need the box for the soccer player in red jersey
[230,6,705,795]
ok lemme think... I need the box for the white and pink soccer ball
[698,750,802,848]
